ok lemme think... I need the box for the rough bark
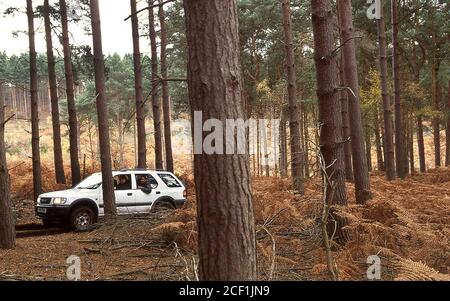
[0,85,15,249]
[159,1,174,173]
[60,0,81,185]
[392,0,406,178]
[311,0,347,205]
[337,0,371,203]
[44,0,65,184]
[90,0,116,216]
[130,0,147,168]
[377,3,395,180]
[27,0,42,202]
[148,1,163,170]
[183,0,257,280]
[281,0,304,194]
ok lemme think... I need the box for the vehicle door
[113,173,136,215]
[133,173,160,213]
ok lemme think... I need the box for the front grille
[40,197,52,204]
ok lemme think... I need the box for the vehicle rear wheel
[151,200,175,213]
[69,206,95,231]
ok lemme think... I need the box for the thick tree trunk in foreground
[44,0,66,184]
[27,0,42,202]
[0,85,15,250]
[281,0,304,194]
[90,0,116,216]
[312,0,349,248]
[337,0,371,203]
[392,0,406,178]
[159,1,174,173]
[148,1,163,170]
[130,0,147,168]
[377,3,396,180]
[312,0,347,205]
[60,0,81,185]
[184,0,257,280]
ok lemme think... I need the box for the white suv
[35,169,187,231]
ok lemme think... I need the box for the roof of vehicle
[112,168,173,173]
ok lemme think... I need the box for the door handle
[156,191,161,195]
[127,193,133,196]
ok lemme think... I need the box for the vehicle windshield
[75,174,102,189]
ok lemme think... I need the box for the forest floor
[0,164,449,281]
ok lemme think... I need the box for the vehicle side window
[157,173,182,188]
[114,174,132,190]
[135,174,158,190]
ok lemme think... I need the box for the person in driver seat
[137,175,153,194]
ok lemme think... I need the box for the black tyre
[69,206,95,231]
[151,200,175,213]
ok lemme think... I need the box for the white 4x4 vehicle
[35,169,187,231]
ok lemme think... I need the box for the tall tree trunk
[377,2,396,178]
[409,115,415,173]
[148,1,163,170]
[0,85,15,250]
[446,80,450,166]
[337,0,371,204]
[44,0,65,184]
[184,0,257,281]
[60,0,81,185]
[27,0,42,202]
[256,120,261,177]
[90,0,116,216]
[417,115,426,172]
[391,0,406,178]
[312,0,350,248]
[130,0,147,168]
[339,50,353,182]
[281,0,304,194]
[280,107,288,177]
[261,120,269,177]
[312,0,347,205]
[159,1,174,173]
[365,130,373,172]
[302,104,310,178]
[432,59,441,167]
[374,108,384,171]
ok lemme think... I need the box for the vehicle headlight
[52,197,67,205]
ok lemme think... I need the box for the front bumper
[35,205,71,221]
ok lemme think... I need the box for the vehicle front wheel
[69,206,95,231]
